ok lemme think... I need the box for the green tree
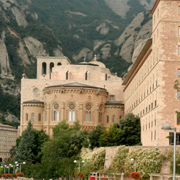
[119,113,141,145]
[40,120,89,179]
[15,121,36,162]
[99,125,124,147]
[89,125,103,149]
[15,121,49,163]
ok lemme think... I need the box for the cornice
[105,105,124,109]
[23,104,44,107]
[43,87,108,96]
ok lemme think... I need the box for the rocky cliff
[0,0,155,126]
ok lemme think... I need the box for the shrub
[108,146,129,173]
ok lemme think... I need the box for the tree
[89,125,103,149]
[119,113,141,145]
[40,120,89,179]
[15,121,36,162]
[15,121,49,163]
[99,125,124,147]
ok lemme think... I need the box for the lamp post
[15,161,26,173]
[74,160,85,172]
[131,158,136,172]
[162,124,176,180]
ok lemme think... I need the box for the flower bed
[130,172,141,179]
[16,172,24,177]
[74,172,84,178]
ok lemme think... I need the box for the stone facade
[20,56,124,137]
[123,0,180,146]
[0,124,18,162]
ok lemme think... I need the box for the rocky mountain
[0,0,154,125]
[0,0,63,126]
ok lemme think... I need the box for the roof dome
[89,55,106,68]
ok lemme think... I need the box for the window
[105,74,107,81]
[85,104,91,122]
[110,95,115,101]
[26,113,28,121]
[178,91,180,99]
[53,103,59,121]
[66,71,69,80]
[99,113,102,122]
[113,115,115,123]
[154,130,156,140]
[107,116,109,123]
[179,6,180,15]
[178,69,180,77]
[38,114,41,121]
[69,103,75,121]
[99,104,103,122]
[85,71,88,80]
[177,112,180,124]
[178,46,180,55]
[32,113,34,121]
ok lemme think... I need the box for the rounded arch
[66,100,78,122]
[51,100,61,121]
[57,62,62,66]
[50,62,54,73]
[42,62,47,75]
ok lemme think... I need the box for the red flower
[130,172,141,179]
[74,172,84,178]
[16,172,24,177]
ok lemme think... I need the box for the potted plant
[130,172,141,179]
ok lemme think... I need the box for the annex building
[123,0,180,146]
[20,56,124,138]
[0,124,18,162]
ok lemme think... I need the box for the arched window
[39,114,41,121]
[26,113,28,121]
[105,74,107,81]
[57,62,62,66]
[85,71,88,80]
[85,104,91,122]
[99,104,103,122]
[32,113,34,121]
[50,62,54,73]
[66,71,69,80]
[69,103,75,121]
[42,62,47,75]
[53,103,59,121]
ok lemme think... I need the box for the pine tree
[15,121,36,162]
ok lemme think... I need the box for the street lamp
[74,160,85,172]
[15,161,26,173]
[162,124,176,180]
[131,158,136,172]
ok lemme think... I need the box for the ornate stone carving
[79,88,84,94]
[60,86,65,93]
[43,88,51,95]
[95,88,100,95]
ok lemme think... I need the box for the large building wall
[123,0,180,146]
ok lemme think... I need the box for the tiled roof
[23,99,44,104]
[48,82,106,90]
[105,101,124,105]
